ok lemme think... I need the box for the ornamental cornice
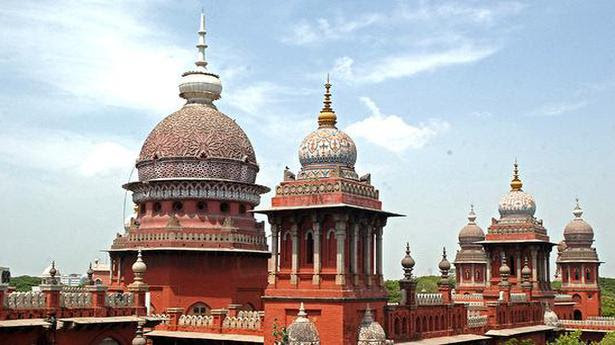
[125,179,269,205]
[275,179,379,200]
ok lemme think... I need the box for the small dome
[42,262,60,277]
[458,206,485,245]
[401,243,415,270]
[563,200,594,243]
[298,127,357,167]
[438,247,451,272]
[499,260,511,275]
[357,306,387,345]
[132,250,147,275]
[296,78,358,180]
[287,303,320,345]
[498,161,536,218]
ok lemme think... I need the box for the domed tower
[108,13,270,314]
[454,205,488,294]
[556,200,601,319]
[257,78,401,345]
[480,161,555,304]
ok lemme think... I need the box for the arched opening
[188,302,211,316]
[306,232,314,264]
[242,303,255,311]
[574,310,582,320]
[586,269,592,282]
[508,255,515,273]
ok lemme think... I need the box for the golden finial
[510,159,523,191]
[317,74,337,128]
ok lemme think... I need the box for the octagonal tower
[256,79,401,345]
[109,13,270,314]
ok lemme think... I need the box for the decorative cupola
[400,243,418,306]
[357,305,388,345]
[497,161,537,219]
[563,199,595,247]
[297,77,359,180]
[287,303,320,345]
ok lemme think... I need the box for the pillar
[269,222,279,285]
[376,226,383,286]
[290,222,299,285]
[365,225,373,286]
[352,223,360,285]
[531,248,538,289]
[335,218,347,285]
[312,218,321,285]
[486,252,492,286]
[516,254,522,281]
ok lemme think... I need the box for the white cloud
[334,45,496,84]
[0,2,205,114]
[282,14,383,45]
[531,100,589,117]
[0,126,137,177]
[345,97,450,153]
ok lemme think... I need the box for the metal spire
[195,11,208,70]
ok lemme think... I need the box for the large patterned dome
[298,127,357,167]
[135,14,258,184]
[498,162,536,218]
[137,105,258,183]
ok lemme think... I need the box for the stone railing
[62,286,87,292]
[561,319,615,327]
[510,293,528,303]
[123,231,266,246]
[416,293,444,306]
[179,314,214,327]
[106,292,133,307]
[588,316,615,321]
[467,315,488,328]
[452,293,483,301]
[222,311,263,330]
[149,313,170,325]
[60,292,91,308]
[5,291,46,309]
[554,294,573,302]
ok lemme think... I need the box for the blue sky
[0,1,614,278]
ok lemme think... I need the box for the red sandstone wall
[0,324,136,345]
[111,251,268,313]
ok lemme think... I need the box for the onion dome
[458,205,485,246]
[297,77,358,180]
[438,247,451,272]
[499,255,511,287]
[563,199,594,244]
[521,257,532,289]
[401,242,415,279]
[498,161,536,218]
[357,306,387,345]
[42,261,59,278]
[132,324,147,345]
[287,303,320,345]
[135,13,259,184]
[132,250,147,276]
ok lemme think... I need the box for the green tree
[385,280,401,303]
[597,332,615,345]
[549,330,582,345]
[9,275,42,292]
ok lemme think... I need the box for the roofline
[104,247,271,256]
[253,203,404,217]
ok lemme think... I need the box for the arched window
[189,302,211,316]
[465,269,471,280]
[475,270,481,281]
[98,337,120,345]
[574,310,582,320]
[574,269,580,280]
[585,269,591,281]
[306,232,314,264]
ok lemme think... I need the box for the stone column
[312,218,321,285]
[335,219,347,285]
[581,263,586,285]
[290,222,299,285]
[516,254,522,282]
[352,223,360,285]
[269,222,279,285]
[376,226,383,286]
[471,263,475,286]
[365,225,373,286]
[486,252,492,286]
[530,248,538,289]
